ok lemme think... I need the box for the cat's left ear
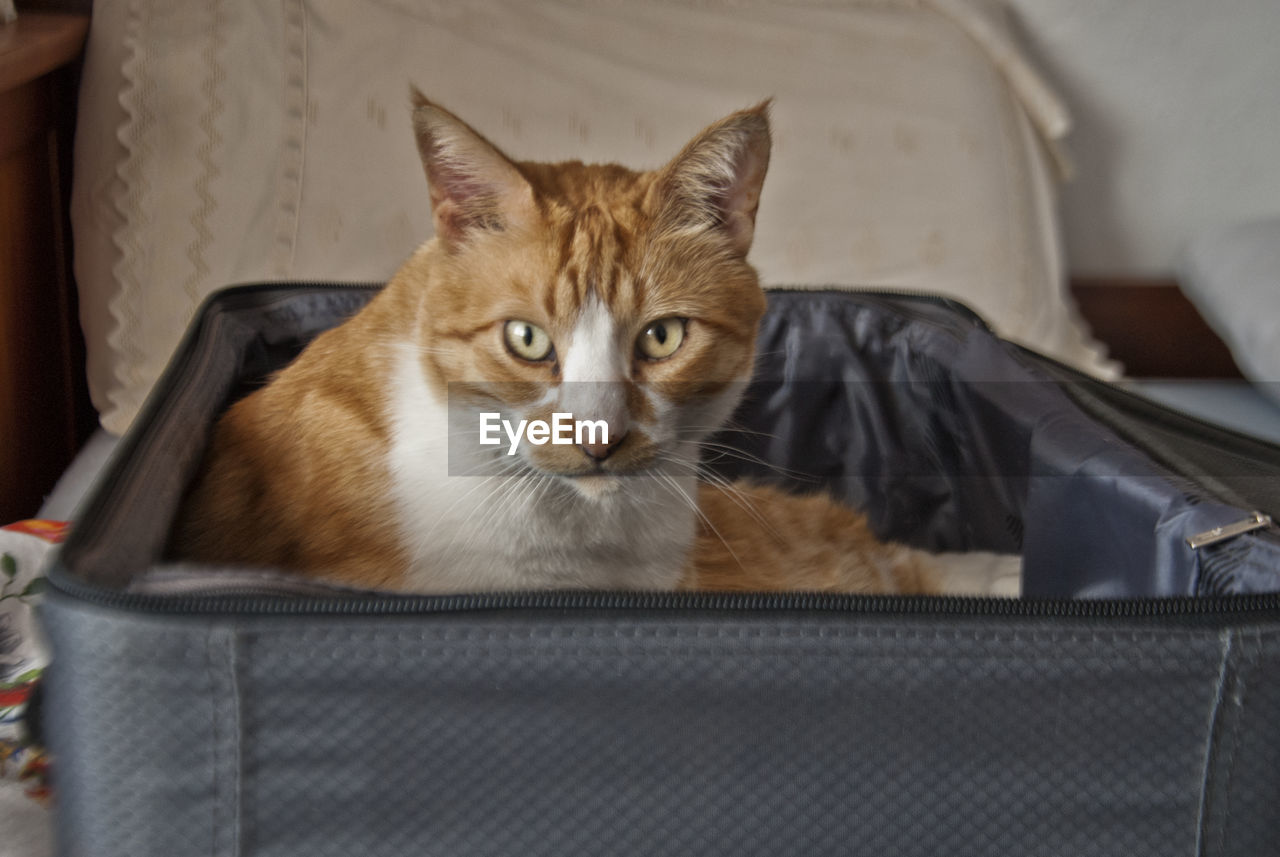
[410,88,537,247]
[652,101,773,257]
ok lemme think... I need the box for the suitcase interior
[55,283,1280,599]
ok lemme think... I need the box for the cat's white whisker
[412,471,506,552]
[660,455,786,545]
[443,473,534,570]
[652,472,747,575]
[696,474,787,547]
[692,442,815,482]
[679,421,780,441]
[529,473,562,519]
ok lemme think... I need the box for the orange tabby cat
[170,91,935,595]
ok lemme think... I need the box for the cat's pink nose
[580,431,627,462]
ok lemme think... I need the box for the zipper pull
[1186,512,1273,550]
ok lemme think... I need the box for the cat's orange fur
[171,91,936,596]
[687,483,936,593]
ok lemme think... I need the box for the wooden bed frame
[1069,278,1241,380]
[0,8,1246,521]
[1,9,94,521]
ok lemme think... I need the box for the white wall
[1004,0,1280,275]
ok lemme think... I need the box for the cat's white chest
[385,345,694,592]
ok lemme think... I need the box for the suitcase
[43,284,1280,856]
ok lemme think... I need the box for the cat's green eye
[637,318,686,361]
[503,320,554,362]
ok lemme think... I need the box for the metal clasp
[1186,512,1273,550]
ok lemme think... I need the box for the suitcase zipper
[45,564,1280,623]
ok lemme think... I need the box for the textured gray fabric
[42,594,1280,857]
[1200,628,1280,853]
[42,605,241,857]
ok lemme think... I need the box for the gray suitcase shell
[43,285,1280,856]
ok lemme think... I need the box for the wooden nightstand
[0,10,93,521]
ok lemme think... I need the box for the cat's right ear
[410,88,537,247]
[651,101,773,258]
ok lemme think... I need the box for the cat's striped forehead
[519,162,758,336]
[543,196,647,322]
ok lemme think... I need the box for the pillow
[71,0,1114,435]
[1180,216,1280,403]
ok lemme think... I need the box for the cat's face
[406,93,771,498]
